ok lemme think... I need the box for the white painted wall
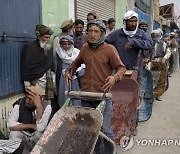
[69,0,75,21]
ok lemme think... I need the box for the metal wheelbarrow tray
[138,69,154,122]
[31,91,115,154]
[111,78,139,145]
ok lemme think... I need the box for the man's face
[88,25,102,44]
[61,41,72,51]
[108,22,115,30]
[126,17,138,31]
[75,24,84,35]
[139,24,148,31]
[151,33,160,38]
[25,94,36,109]
[87,15,95,22]
[38,34,51,43]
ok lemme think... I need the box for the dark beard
[25,105,36,111]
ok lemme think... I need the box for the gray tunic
[58,62,82,108]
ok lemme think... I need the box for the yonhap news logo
[136,139,180,146]
[119,137,180,151]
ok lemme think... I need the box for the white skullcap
[170,32,176,36]
[151,30,160,34]
[123,11,139,20]
[156,28,163,35]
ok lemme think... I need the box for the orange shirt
[66,42,126,92]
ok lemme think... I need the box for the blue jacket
[105,28,153,79]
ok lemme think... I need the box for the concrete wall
[41,0,69,38]
[115,0,128,28]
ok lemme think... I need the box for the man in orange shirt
[66,19,126,154]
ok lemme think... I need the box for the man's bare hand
[65,72,74,85]
[26,90,42,108]
[125,42,132,50]
[161,57,166,64]
[102,76,116,92]
[31,124,37,130]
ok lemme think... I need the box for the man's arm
[26,91,43,121]
[163,42,171,59]
[108,46,126,81]
[102,46,126,92]
[9,124,36,131]
[161,42,171,64]
[7,105,36,131]
[65,50,84,83]
[36,105,52,132]
[105,30,116,44]
[128,31,153,50]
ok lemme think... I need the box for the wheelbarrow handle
[68,68,74,92]
[65,91,112,99]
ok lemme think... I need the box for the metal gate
[0,0,41,99]
[75,0,115,25]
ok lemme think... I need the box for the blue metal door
[0,0,41,99]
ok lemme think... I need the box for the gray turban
[87,19,106,33]
[86,19,106,49]
[59,35,74,44]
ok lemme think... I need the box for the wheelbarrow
[138,67,154,122]
[31,91,116,154]
[111,74,139,150]
[151,59,168,97]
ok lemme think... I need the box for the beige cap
[60,18,74,30]
[26,86,45,96]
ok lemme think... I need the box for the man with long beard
[21,24,55,99]
[56,35,84,107]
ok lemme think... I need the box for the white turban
[151,30,160,34]
[157,28,163,36]
[123,10,139,21]
[123,11,139,37]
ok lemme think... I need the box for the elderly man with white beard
[56,35,85,107]
[21,24,55,100]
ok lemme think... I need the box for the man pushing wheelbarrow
[31,19,126,154]
[65,19,126,153]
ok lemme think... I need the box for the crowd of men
[0,10,180,154]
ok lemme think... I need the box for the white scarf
[56,46,85,78]
[56,46,79,64]
[122,26,138,38]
